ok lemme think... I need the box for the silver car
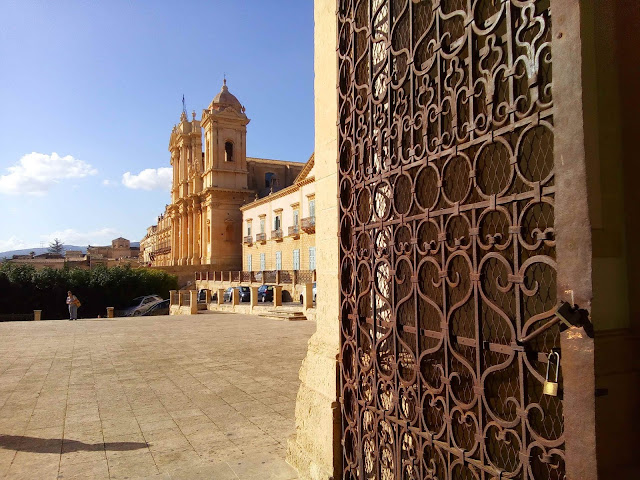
[116,295,163,317]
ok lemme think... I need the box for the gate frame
[552,1,598,478]
[288,1,599,479]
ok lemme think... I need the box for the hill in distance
[0,242,140,259]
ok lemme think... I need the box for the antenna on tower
[182,94,186,114]
[223,73,226,86]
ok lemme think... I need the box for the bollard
[274,286,283,307]
[250,286,259,313]
[33,310,42,321]
[107,307,114,318]
[218,288,225,305]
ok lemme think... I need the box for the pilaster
[287,0,340,478]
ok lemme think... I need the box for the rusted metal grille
[337,1,562,479]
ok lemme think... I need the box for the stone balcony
[301,216,315,233]
[288,225,300,238]
[256,233,267,244]
[272,229,283,242]
[243,235,253,245]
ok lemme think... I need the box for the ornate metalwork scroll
[338,1,563,479]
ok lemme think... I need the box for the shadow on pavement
[0,435,149,454]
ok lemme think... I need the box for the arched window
[225,141,234,162]
[265,172,276,188]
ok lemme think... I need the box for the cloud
[0,236,28,252]
[41,228,120,246]
[122,167,172,191]
[0,152,98,195]
[102,179,115,186]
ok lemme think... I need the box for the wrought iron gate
[338,1,564,478]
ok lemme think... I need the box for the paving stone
[0,314,312,479]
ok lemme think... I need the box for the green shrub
[0,263,178,319]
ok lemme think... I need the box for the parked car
[116,295,163,317]
[142,299,170,316]
[197,289,216,303]
[299,282,317,305]
[258,285,274,302]
[223,286,250,303]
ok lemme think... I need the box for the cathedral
[140,81,304,269]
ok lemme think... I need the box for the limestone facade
[140,213,171,265]
[287,1,341,478]
[87,237,140,260]
[241,155,315,273]
[141,81,305,270]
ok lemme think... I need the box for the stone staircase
[257,309,307,321]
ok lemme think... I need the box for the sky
[0,0,314,252]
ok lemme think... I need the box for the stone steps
[257,310,307,321]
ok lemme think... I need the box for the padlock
[543,351,560,396]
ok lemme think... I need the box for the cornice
[240,176,315,211]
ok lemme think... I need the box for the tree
[48,238,64,255]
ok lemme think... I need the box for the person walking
[66,291,80,320]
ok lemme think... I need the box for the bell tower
[168,109,203,203]
[200,80,250,190]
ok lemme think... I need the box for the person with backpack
[66,291,81,320]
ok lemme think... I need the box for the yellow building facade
[141,81,304,269]
[241,156,315,275]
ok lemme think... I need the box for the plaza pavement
[0,313,316,479]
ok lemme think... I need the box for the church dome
[210,79,243,113]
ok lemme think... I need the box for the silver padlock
[543,351,560,396]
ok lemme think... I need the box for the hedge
[0,263,178,320]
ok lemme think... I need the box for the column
[193,201,201,266]
[187,204,194,265]
[181,209,188,265]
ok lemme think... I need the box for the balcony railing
[271,229,283,241]
[288,225,300,238]
[301,216,316,233]
[192,269,315,287]
[243,235,253,245]
[256,233,267,243]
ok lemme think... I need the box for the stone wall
[243,234,316,272]
[286,0,341,478]
[150,265,199,288]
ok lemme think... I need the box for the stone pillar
[250,286,259,313]
[107,307,114,318]
[181,210,188,265]
[302,283,314,311]
[33,310,41,321]
[187,204,194,265]
[231,288,239,306]
[274,286,283,307]
[192,200,202,265]
[205,289,211,304]
[217,288,225,305]
[287,0,341,477]
[171,215,178,265]
[190,290,198,315]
